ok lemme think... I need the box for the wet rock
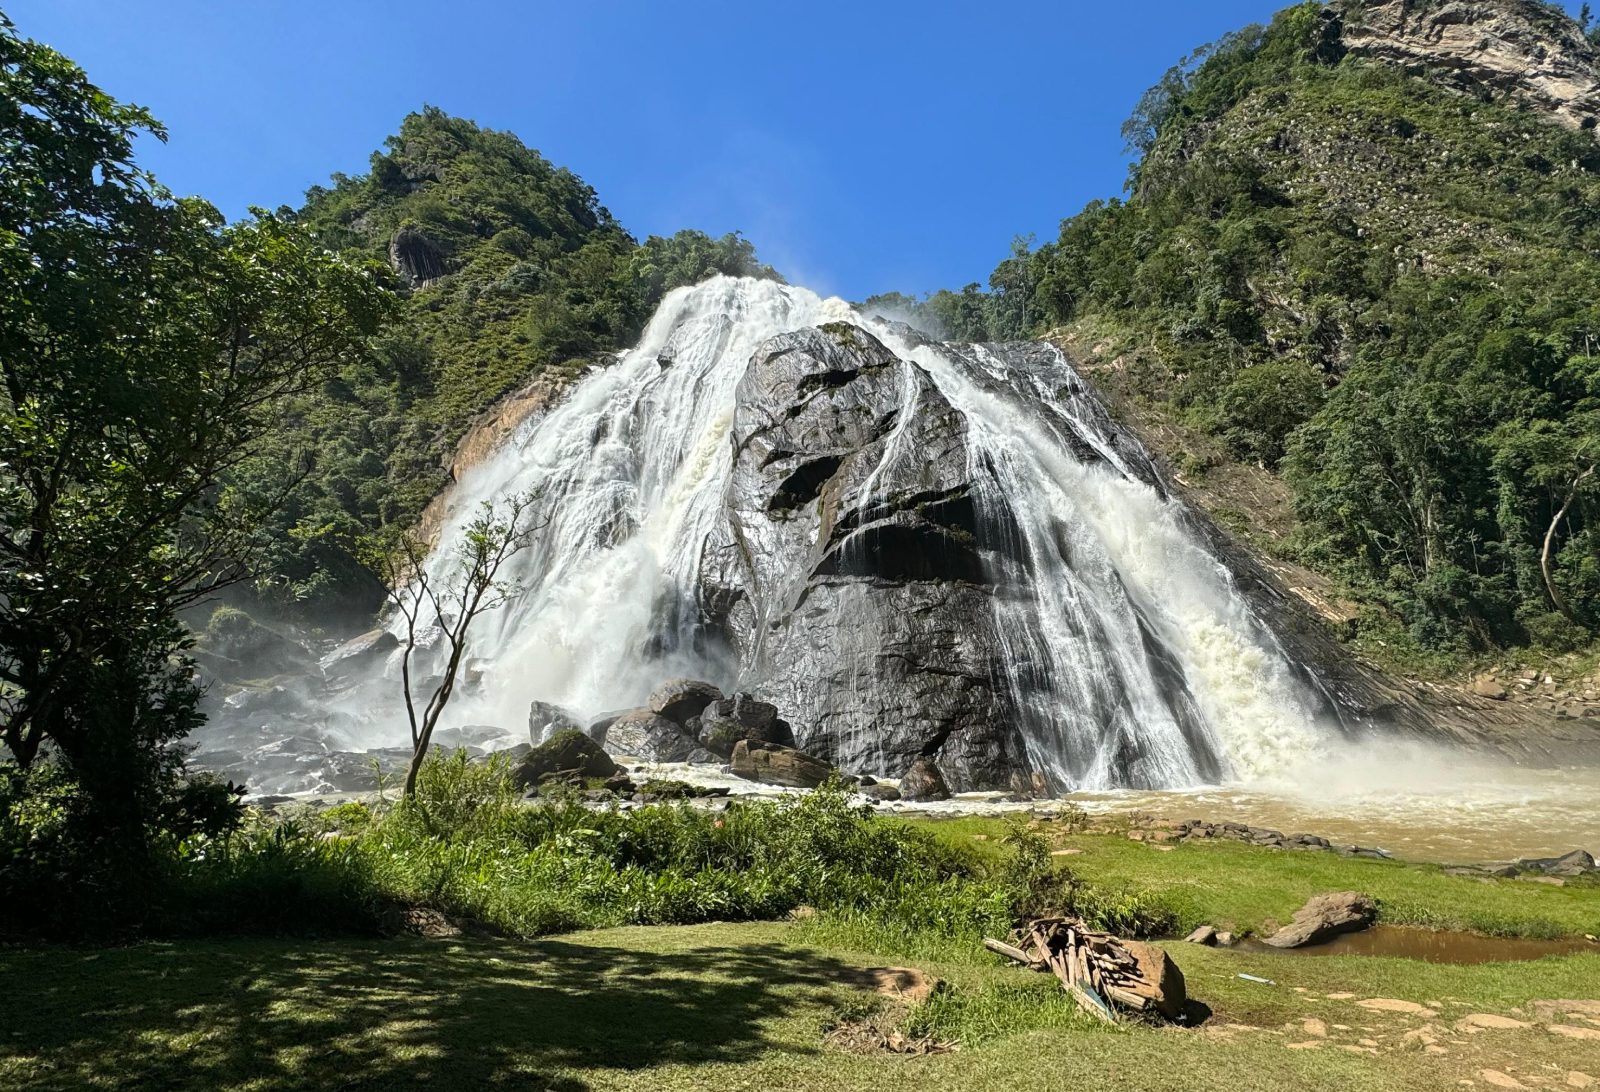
[487,742,533,765]
[697,324,1040,790]
[602,709,699,762]
[513,729,617,787]
[584,710,628,745]
[225,685,311,720]
[320,628,398,686]
[1262,891,1378,949]
[648,678,724,725]
[860,782,902,802]
[433,724,506,750]
[697,694,795,758]
[202,609,313,680]
[729,739,832,788]
[1516,849,1596,877]
[898,757,951,802]
[527,701,583,746]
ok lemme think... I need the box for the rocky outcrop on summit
[1340,0,1600,133]
[697,324,1033,791]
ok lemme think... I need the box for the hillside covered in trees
[237,108,777,618]
[913,0,1600,661]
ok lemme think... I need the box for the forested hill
[916,0,1600,663]
[239,107,777,619]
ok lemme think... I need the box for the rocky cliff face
[1340,0,1600,133]
[697,324,1033,790]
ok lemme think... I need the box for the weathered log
[983,937,1034,965]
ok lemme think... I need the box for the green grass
[911,820,1600,940]
[3,923,1597,1091]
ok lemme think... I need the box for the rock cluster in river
[1132,818,1396,859]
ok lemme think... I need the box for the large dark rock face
[697,324,1033,791]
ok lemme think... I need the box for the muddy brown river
[1066,743,1600,863]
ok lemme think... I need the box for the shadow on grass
[2,932,868,1090]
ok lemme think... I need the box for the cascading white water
[384,275,1329,789]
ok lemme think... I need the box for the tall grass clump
[33,751,1179,948]
[331,751,1020,943]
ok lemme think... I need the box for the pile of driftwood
[984,917,1184,1023]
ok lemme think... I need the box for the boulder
[1262,891,1378,949]
[729,739,832,788]
[513,729,617,787]
[602,709,699,762]
[203,608,313,680]
[584,710,629,745]
[432,723,506,750]
[1470,675,1509,700]
[861,782,902,802]
[1516,849,1596,877]
[1184,925,1218,946]
[1120,940,1187,1020]
[898,757,951,802]
[527,701,583,746]
[697,694,795,758]
[648,678,724,725]
[320,627,398,684]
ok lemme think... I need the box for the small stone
[1358,998,1437,1016]
[1471,675,1509,700]
[1550,1025,1600,1041]
[1302,1018,1328,1037]
[1285,1041,1323,1050]
[1458,1014,1532,1031]
[1531,1001,1600,1020]
[1479,1071,1529,1090]
[1566,1072,1595,1089]
[1327,992,1357,1000]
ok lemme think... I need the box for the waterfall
[365,276,1330,791]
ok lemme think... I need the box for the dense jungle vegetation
[907,1,1600,657]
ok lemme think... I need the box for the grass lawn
[5,819,1598,1091]
[3,923,1598,1091]
[913,819,1600,939]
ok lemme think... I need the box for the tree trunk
[402,644,465,798]
[1542,465,1595,622]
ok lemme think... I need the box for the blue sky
[9,1,1588,300]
